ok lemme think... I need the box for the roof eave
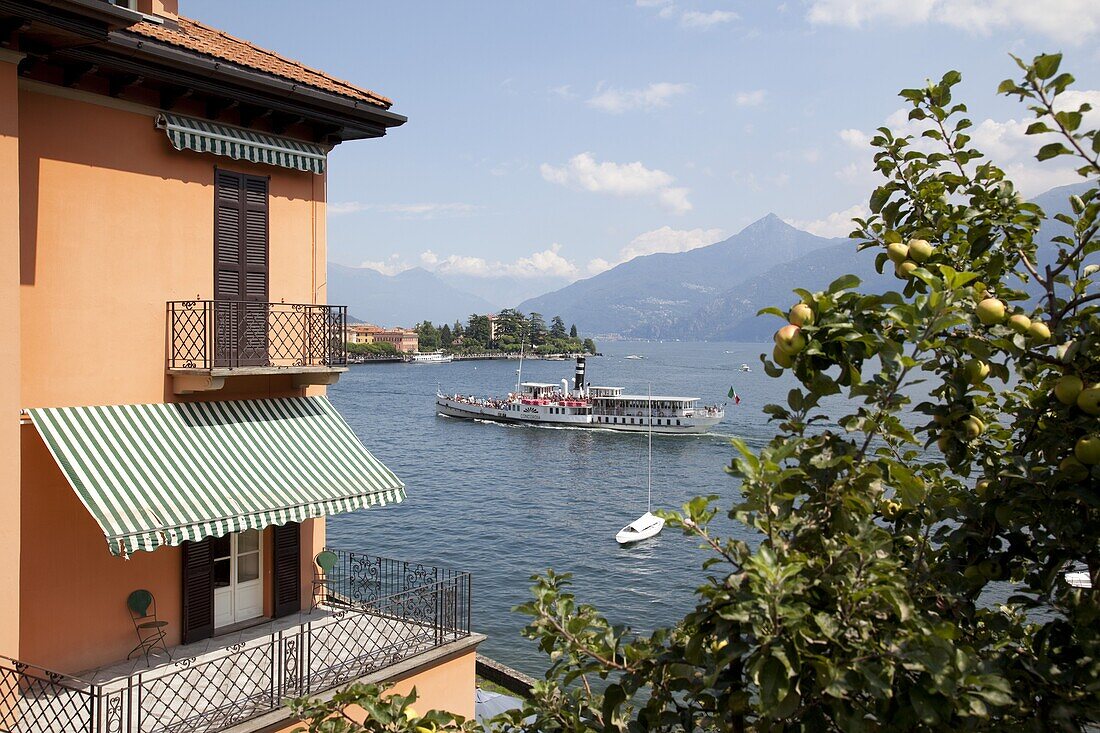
[107,30,407,139]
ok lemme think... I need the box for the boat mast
[516,341,525,393]
[648,383,653,513]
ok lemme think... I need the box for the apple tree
[289,54,1099,732]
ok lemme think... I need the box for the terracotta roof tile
[124,16,391,109]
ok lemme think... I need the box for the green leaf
[1036,142,1071,161]
[827,274,861,293]
[1033,53,1061,80]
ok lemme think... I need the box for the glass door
[213,529,264,629]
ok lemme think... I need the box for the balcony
[167,300,349,394]
[0,552,473,733]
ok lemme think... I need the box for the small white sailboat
[616,385,665,545]
[739,363,751,372]
[624,354,644,360]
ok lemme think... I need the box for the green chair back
[127,589,153,618]
[315,550,338,574]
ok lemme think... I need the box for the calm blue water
[327,341,790,676]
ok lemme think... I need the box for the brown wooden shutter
[181,538,215,643]
[213,170,269,366]
[272,522,301,618]
[214,170,243,302]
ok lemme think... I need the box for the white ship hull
[435,396,723,434]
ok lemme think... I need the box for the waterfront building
[346,324,417,352]
[347,323,384,344]
[371,328,420,353]
[0,2,479,731]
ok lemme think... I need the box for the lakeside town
[345,310,598,361]
[0,1,1095,732]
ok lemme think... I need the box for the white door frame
[213,530,265,629]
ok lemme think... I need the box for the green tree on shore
[570,323,578,339]
[296,53,1099,732]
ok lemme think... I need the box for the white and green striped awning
[155,113,327,174]
[28,396,404,557]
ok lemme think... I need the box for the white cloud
[550,84,576,100]
[540,152,693,213]
[785,204,869,238]
[587,82,691,113]
[428,244,580,280]
[838,128,871,149]
[680,9,739,27]
[735,89,767,107]
[361,245,583,281]
[834,91,1100,195]
[328,202,368,215]
[585,226,725,274]
[620,226,726,260]
[360,254,413,277]
[328,202,480,219]
[586,258,615,275]
[639,2,738,28]
[805,0,1100,44]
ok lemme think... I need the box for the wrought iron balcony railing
[167,300,348,371]
[0,552,471,733]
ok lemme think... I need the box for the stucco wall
[15,85,333,673]
[0,53,24,662]
[18,84,325,409]
[258,647,480,732]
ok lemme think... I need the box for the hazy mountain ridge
[326,181,1093,335]
[516,214,840,337]
[328,264,495,326]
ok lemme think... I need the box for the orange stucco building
[0,2,480,731]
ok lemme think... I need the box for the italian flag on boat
[728,387,741,404]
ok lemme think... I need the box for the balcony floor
[57,606,454,733]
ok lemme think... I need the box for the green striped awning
[155,113,328,174]
[28,396,404,557]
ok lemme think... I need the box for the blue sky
[189,0,1098,304]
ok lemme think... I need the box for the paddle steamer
[436,357,724,434]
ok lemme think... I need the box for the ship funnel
[574,356,586,396]
[562,378,569,396]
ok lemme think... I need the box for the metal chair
[311,550,338,611]
[126,590,171,663]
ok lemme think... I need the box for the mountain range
[330,181,1093,337]
[328,264,495,326]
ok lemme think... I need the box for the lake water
[327,340,791,676]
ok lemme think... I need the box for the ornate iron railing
[0,555,470,733]
[167,300,348,370]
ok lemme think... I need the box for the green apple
[964,359,990,385]
[976,298,1006,325]
[895,260,918,278]
[774,324,806,355]
[1060,456,1090,481]
[1076,435,1100,465]
[1008,314,1032,334]
[886,242,910,264]
[1028,320,1051,342]
[1054,375,1084,406]
[1077,386,1100,416]
[1057,340,1077,362]
[881,499,902,520]
[963,415,985,440]
[937,434,952,453]
[771,344,793,368]
[907,238,933,262]
[788,303,815,327]
[974,479,992,500]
